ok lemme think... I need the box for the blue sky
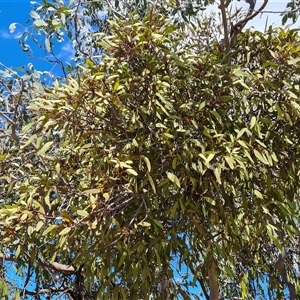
[0,0,74,77]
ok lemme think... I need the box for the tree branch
[229,0,268,48]
[219,0,230,59]
[0,253,76,274]
[208,257,219,300]
[275,248,298,300]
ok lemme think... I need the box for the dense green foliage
[0,0,300,299]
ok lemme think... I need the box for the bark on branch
[275,248,298,300]
[0,253,76,274]
[229,0,268,48]
[208,257,219,300]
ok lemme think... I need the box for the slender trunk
[208,257,219,300]
[275,248,298,300]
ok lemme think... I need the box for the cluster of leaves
[1,6,300,298]
[282,0,300,25]
[0,63,54,150]
[8,0,300,80]
[14,0,209,72]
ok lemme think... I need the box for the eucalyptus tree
[0,1,300,299]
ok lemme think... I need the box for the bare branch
[0,111,15,125]
[208,257,219,300]
[219,0,231,61]
[230,0,268,48]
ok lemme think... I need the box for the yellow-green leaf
[59,227,72,236]
[126,168,138,176]
[167,172,180,188]
[37,141,53,155]
[147,173,156,193]
[36,221,44,232]
[15,245,21,259]
[213,167,221,184]
[83,189,100,194]
[42,225,58,236]
[139,221,151,227]
[143,156,151,172]
[21,134,37,149]
[224,156,234,169]
[153,219,163,229]
[77,210,89,217]
[254,149,269,165]
[118,252,127,267]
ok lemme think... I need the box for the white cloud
[0,28,22,40]
[57,41,75,61]
[0,29,14,39]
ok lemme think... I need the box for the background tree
[0,0,300,299]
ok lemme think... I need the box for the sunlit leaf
[167,172,180,188]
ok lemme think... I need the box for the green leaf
[59,227,72,236]
[250,116,256,129]
[77,210,89,217]
[143,156,151,172]
[254,189,264,199]
[118,252,127,268]
[167,172,180,188]
[36,221,44,232]
[83,189,100,194]
[156,123,167,128]
[291,101,300,112]
[114,78,120,91]
[147,173,156,193]
[241,273,248,298]
[42,225,58,236]
[224,156,235,169]
[253,149,269,165]
[37,141,53,155]
[126,168,138,176]
[34,19,47,27]
[153,219,163,229]
[287,57,300,65]
[213,167,221,184]
[163,132,174,139]
[210,110,222,124]
[21,134,37,149]
[15,245,21,259]
[139,221,151,227]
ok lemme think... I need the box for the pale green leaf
[37,141,53,155]
[126,168,138,176]
[59,227,72,236]
[45,38,51,52]
[83,189,100,194]
[42,225,58,236]
[77,210,89,217]
[139,221,151,227]
[213,167,221,184]
[254,149,269,165]
[147,173,156,193]
[224,156,235,169]
[287,57,300,65]
[167,172,180,188]
[143,156,151,172]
